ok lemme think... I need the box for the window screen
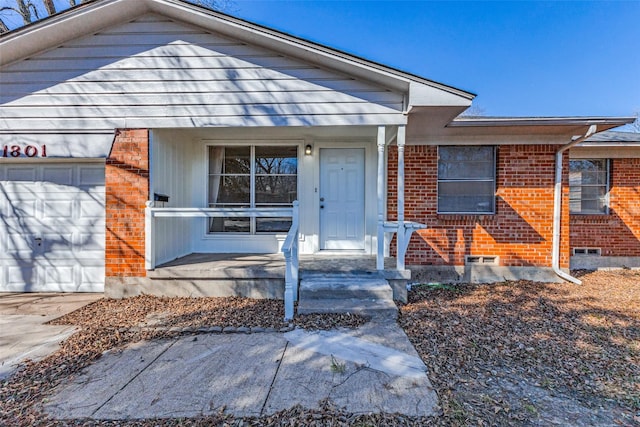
[569,159,609,214]
[437,146,496,214]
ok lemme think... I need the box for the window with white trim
[569,159,609,214]
[208,145,298,233]
[437,146,496,214]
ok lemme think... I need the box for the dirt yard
[400,269,640,426]
[0,270,638,426]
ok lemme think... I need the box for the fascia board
[448,117,636,128]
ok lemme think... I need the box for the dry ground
[0,270,638,426]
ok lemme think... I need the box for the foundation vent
[465,255,499,265]
[573,248,601,256]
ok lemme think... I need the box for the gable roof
[0,0,474,109]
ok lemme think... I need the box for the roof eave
[448,116,636,128]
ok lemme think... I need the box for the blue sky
[230,0,639,119]
[1,0,638,120]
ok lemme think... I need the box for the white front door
[319,148,365,250]
[0,163,105,292]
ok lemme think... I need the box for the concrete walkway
[44,313,440,420]
[0,293,102,379]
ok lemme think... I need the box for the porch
[107,253,409,315]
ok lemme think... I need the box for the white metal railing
[144,201,300,320]
[281,201,299,320]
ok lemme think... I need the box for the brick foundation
[105,129,149,277]
[570,158,640,257]
[388,145,570,268]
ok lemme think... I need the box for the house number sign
[2,145,47,158]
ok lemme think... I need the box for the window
[208,145,298,233]
[569,159,609,214]
[437,146,496,214]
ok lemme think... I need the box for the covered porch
[143,125,420,318]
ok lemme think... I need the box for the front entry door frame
[318,146,367,251]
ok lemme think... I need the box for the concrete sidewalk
[44,314,440,420]
[0,293,102,379]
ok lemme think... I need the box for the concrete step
[297,298,398,318]
[299,277,393,300]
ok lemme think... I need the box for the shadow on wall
[571,207,640,257]
[400,196,546,267]
[0,173,103,292]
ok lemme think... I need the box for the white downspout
[552,124,597,284]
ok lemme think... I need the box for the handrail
[148,207,294,218]
[281,201,300,320]
[145,204,291,270]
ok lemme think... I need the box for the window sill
[437,213,496,222]
[570,213,611,224]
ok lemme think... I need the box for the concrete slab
[44,339,175,418]
[0,292,101,317]
[51,334,288,420]
[264,344,437,416]
[0,292,102,379]
[0,315,76,379]
[43,316,439,420]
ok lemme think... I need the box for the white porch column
[376,126,386,270]
[396,125,406,271]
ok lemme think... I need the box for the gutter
[551,124,597,284]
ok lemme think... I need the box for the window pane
[438,181,494,213]
[255,176,297,205]
[255,146,298,175]
[256,217,292,233]
[438,146,494,180]
[569,159,608,214]
[209,217,250,233]
[213,176,250,205]
[223,146,250,174]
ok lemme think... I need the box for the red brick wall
[570,158,640,256]
[105,129,149,277]
[388,145,570,268]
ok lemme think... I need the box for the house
[0,0,637,316]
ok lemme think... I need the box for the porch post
[376,126,386,270]
[396,125,406,271]
[144,201,155,270]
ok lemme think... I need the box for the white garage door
[0,162,105,292]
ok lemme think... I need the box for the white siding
[150,130,197,265]
[0,14,406,156]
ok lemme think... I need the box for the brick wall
[570,158,640,256]
[105,129,149,277]
[388,145,570,268]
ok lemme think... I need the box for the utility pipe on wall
[552,124,597,284]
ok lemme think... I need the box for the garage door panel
[79,233,105,252]
[2,198,38,218]
[42,200,74,219]
[42,166,74,185]
[0,162,105,293]
[79,166,105,186]
[44,265,75,287]
[5,233,35,253]
[79,199,105,218]
[6,166,37,182]
[42,233,74,254]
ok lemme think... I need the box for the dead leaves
[400,270,640,425]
